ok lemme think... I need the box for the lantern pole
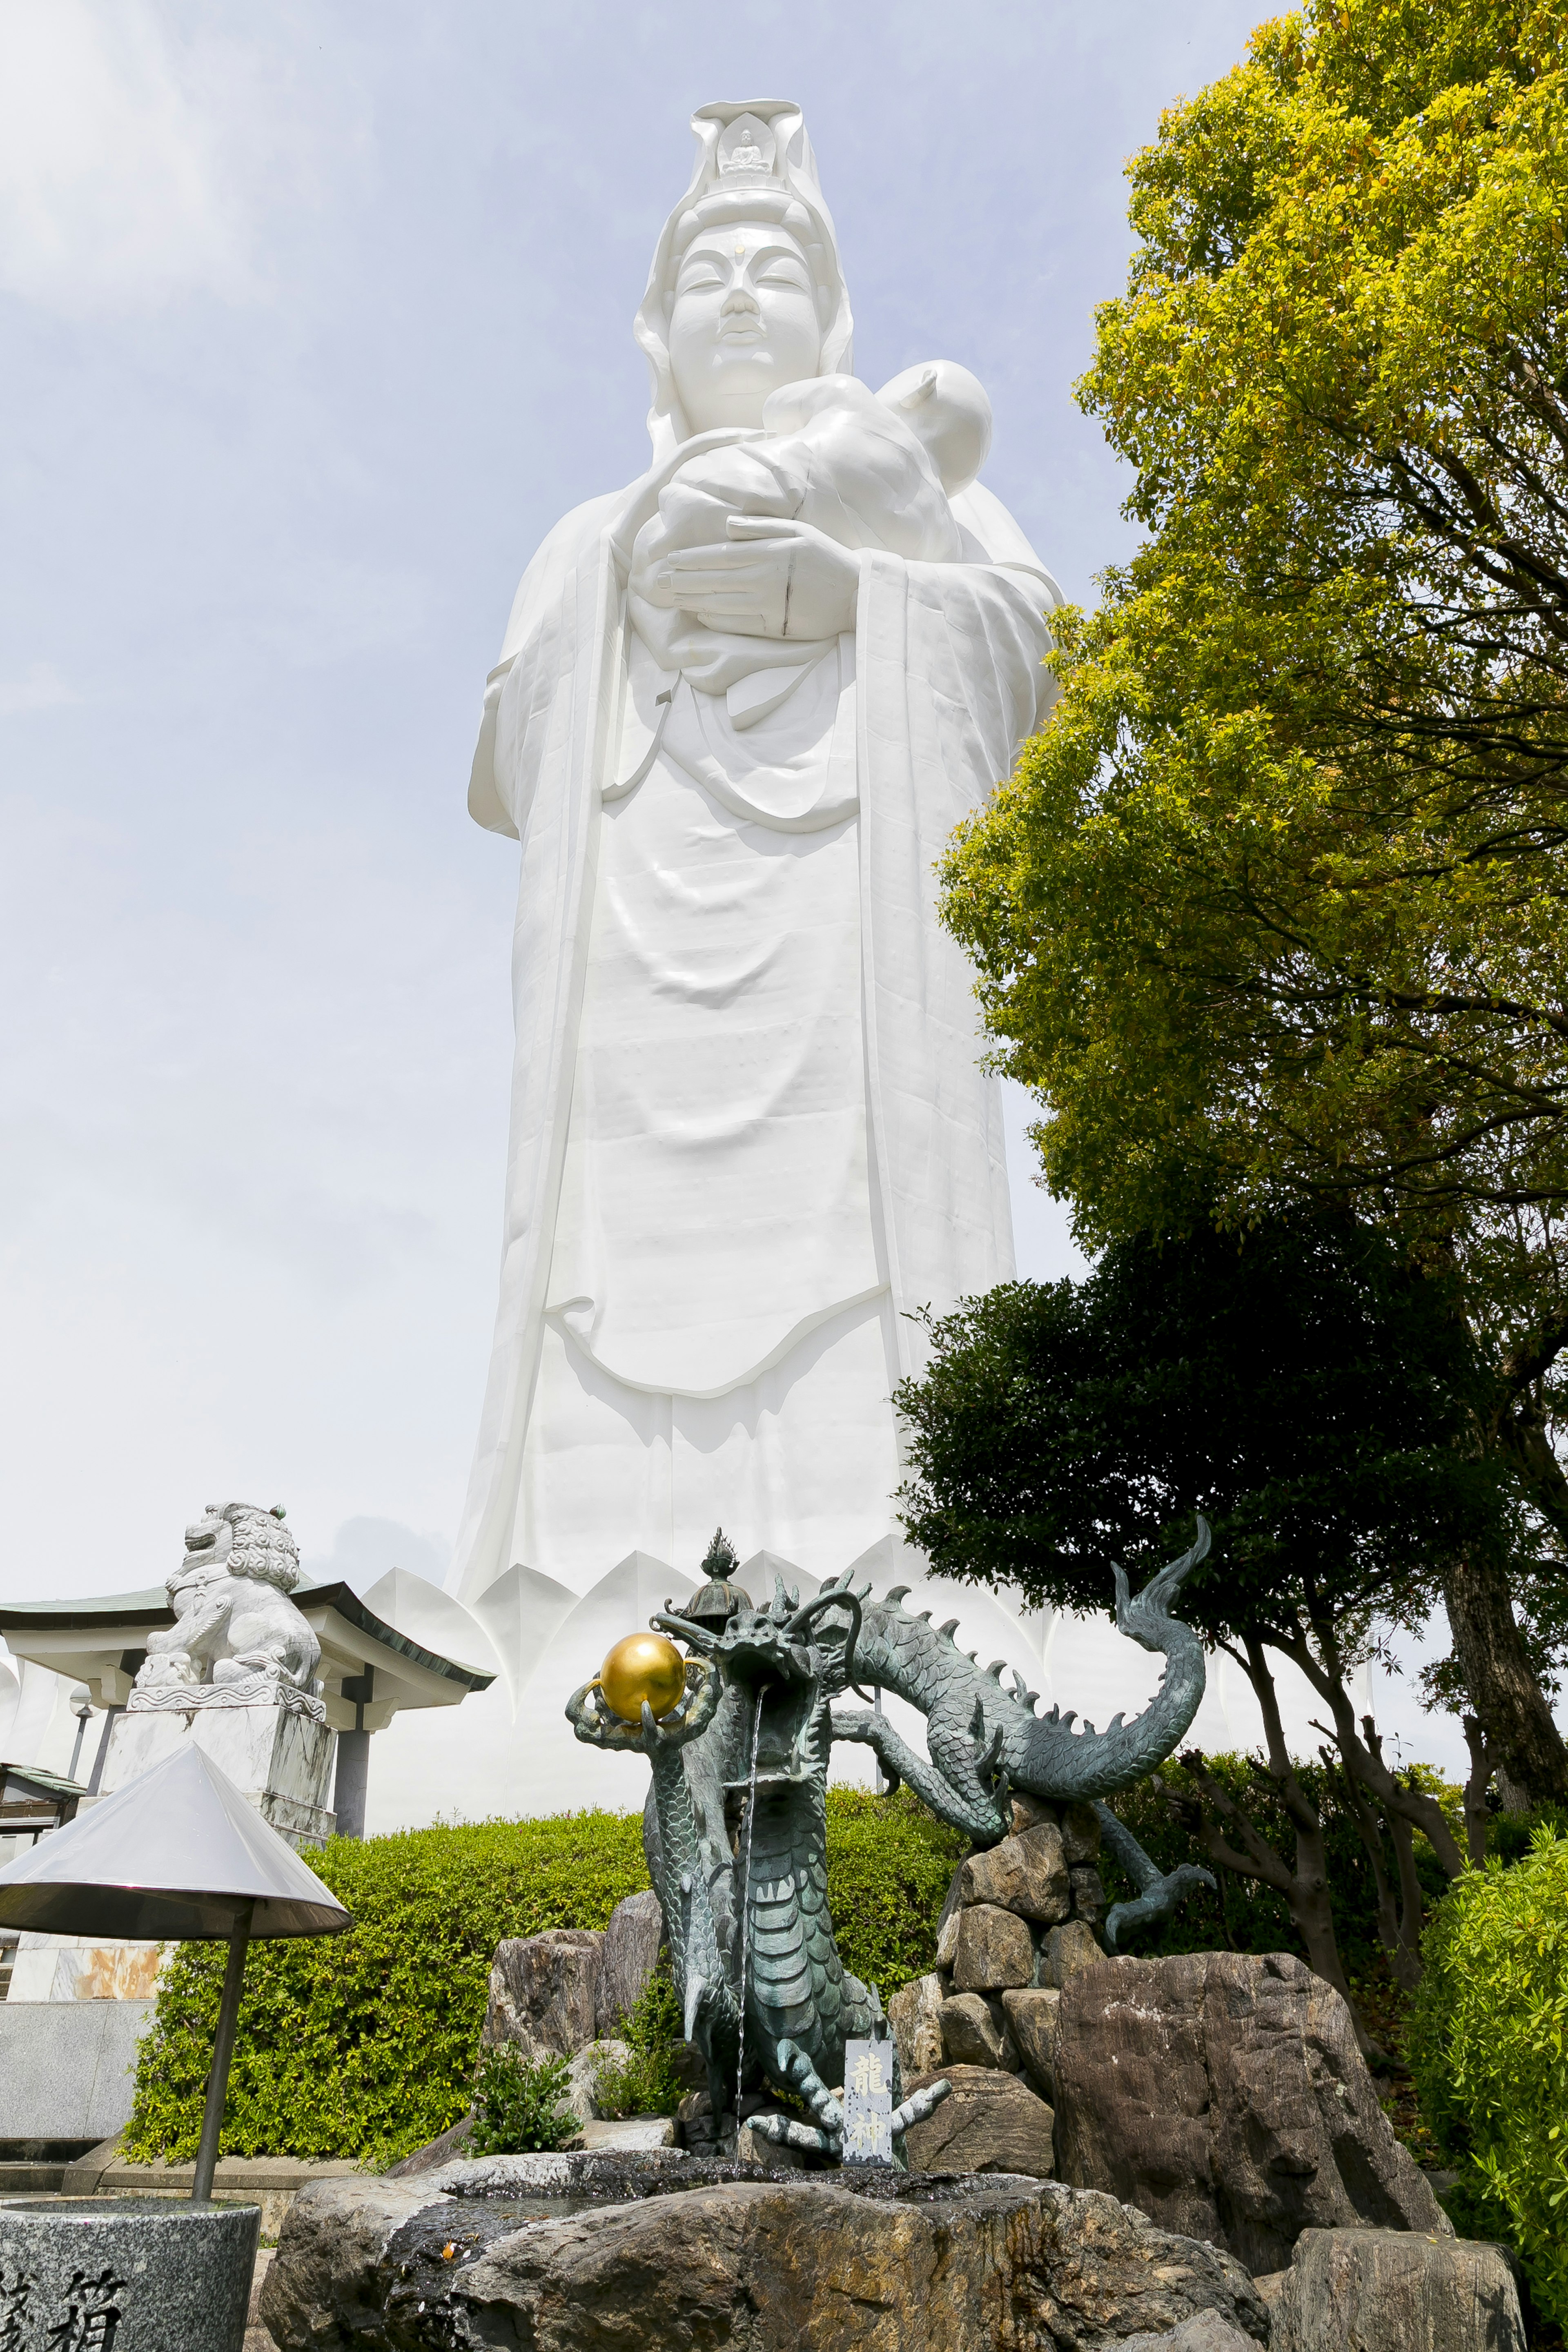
[192,1899,255,2203]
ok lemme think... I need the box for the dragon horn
[653,1609,717,1651]
[782,1586,864,1686]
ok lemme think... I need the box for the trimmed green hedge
[1409,1827,1568,2328]
[124,1789,963,2169]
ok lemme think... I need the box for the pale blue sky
[1,0,1263,1604]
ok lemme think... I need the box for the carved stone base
[99,1702,336,1850]
[127,1671,325,1722]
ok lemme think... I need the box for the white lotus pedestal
[101,1696,335,1850]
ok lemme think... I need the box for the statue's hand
[566,1658,720,1756]
[646,516,862,641]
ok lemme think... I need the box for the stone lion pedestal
[99,1499,336,1851]
[100,1697,334,1850]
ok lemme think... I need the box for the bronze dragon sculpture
[567,1523,1214,2162]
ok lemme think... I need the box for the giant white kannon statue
[385,100,1066,1818]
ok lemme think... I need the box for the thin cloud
[0,662,75,716]
[0,0,360,317]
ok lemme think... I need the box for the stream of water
[734,1682,766,2126]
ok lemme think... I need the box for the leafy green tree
[895,1212,1505,2018]
[940,0,1568,1800]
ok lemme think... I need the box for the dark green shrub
[1410,1827,1568,2328]
[124,1811,650,2170]
[124,1786,963,2168]
[822,1786,966,1995]
[468,2048,575,2156]
[592,1958,685,2118]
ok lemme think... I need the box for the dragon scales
[566,1523,1215,2163]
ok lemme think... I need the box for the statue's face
[667,220,822,434]
[185,1510,231,1560]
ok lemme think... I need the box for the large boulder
[261,2161,1271,2350]
[1061,1800,1100,1863]
[959,1820,1070,1922]
[595,1891,665,2037]
[1042,1918,1102,1987]
[1118,2320,1258,2352]
[1268,2225,1526,2352]
[886,1971,945,2077]
[938,1991,1019,2071]
[1054,1950,1450,2276]
[481,1929,601,2062]
[951,1902,1033,1991]
[902,2064,1054,2178]
[563,2038,634,2125]
[1000,1986,1061,2099]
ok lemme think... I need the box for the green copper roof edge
[293,1582,495,1688]
[0,1591,172,1628]
[0,1586,494,1690]
[0,1763,89,1799]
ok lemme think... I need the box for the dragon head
[655,1575,863,1794]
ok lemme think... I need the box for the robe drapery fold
[454,479,1055,1610]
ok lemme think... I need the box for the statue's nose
[721,280,760,316]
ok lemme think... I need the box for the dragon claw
[566,1659,719,1755]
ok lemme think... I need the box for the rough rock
[1010,1789,1058,1835]
[572,2117,678,2152]
[951,1901,1034,1990]
[1000,1986,1061,2099]
[564,2037,634,2125]
[1253,2270,1290,2321]
[1062,1799,1101,1864]
[1116,2319,1258,2352]
[1042,1918,1104,1987]
[1054,1950,1452,2276]
[677,2089,719,2151]
[959,1820,1070,1922]
[261,2163,1270,2350]
[595,1890,665,2038]
[386,2114,474,2177]
[669,2038,708,2091]
[938,1991,1018,2071]
[1269,2225,1526,2352]
[425,2149,692,2198]
[736,2105,811,2169]
[481,1928,601,2061]
[902,2064,1055,2178]
[933,1865,964,1971]
[259,2172,440,2348]
[886,1970,945,2076]
[1070,1863,1107,1924]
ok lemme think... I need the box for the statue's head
[175,1500,300,1597]
[635,102,852,457]
[654,1573,863,1792]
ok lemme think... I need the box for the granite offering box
[0,2196,257,2352]
[0,1743,351,2352]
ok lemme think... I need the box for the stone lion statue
[130,1501,324,1715]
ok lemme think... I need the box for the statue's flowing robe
[454,471,1055,1609]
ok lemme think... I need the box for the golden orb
[599,1631,686,1724]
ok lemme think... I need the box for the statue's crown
[715,111,778,189]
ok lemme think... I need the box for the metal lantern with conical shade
[0,1744,350,2202]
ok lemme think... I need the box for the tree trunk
[1278,1613,1468,1884]
[1442,1553,1568,1810]
[1461,1714,1494,1866]
[1324,1750,1410,1987]
[1180,1637,1373,2051]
